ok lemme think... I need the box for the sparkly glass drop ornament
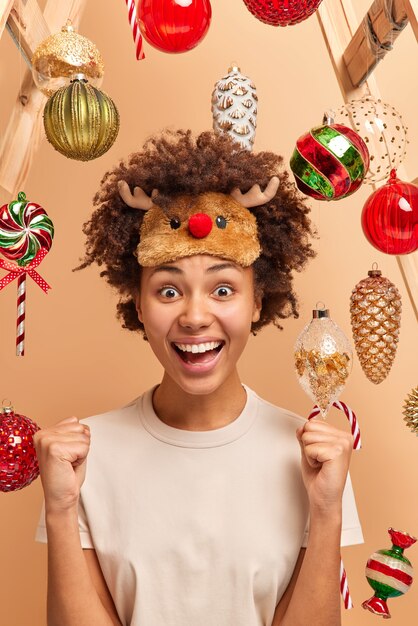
[0,402,40,492]
[31,21,104,97]
[294,306,353,417]
[43,77,120,161]
[212,65,258,150]
[334,96,408,184]
[290,122,369,200]
[242,0,323,26]
[362,169,418,255]
[350,267,401,384]
[138,0,212,53]
[403,386,418,435]
[363,528,416,619]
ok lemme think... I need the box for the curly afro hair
[77,129,316,335]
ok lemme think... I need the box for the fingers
[297,420,353,468]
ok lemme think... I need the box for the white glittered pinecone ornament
[403,387,418,435]
[211,65,257,150]
[350,267,401,384]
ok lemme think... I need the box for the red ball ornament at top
[0,401,40,492]
[362,169,418,255]
[242,0,323,26]
[138,0,212,54]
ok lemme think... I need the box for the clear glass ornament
[294,305,353,417]
[332,96,408,184]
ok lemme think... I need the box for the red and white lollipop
[0,192,54,356]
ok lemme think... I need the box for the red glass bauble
[138,0,212,53]
[362,169,418,255]
[0,404,40,492]
[242,0,323,26]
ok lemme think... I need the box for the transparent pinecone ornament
[294,305,353,417]
[211,65,257,150]
[350,266,401,384]
[403,386,418,435]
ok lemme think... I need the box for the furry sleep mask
[118,177,280,267]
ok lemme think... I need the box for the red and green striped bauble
[290,123,370,200]
[362,528,416,619]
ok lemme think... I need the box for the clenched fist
[34,417,91,514]
[296,420,353,515]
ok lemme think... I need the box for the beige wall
[1,1,417,624]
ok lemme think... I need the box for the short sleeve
[34,496,95,549]
[302,472,363,548]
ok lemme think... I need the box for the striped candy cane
[308,400,362,609]
[125,0,145,60]
[308,400,361,450]
[16,273,26,356]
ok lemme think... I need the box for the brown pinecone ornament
[403,387,418,435]
[350,267,401,384]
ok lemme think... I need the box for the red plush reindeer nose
[188,213,213,238]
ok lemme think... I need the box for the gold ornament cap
[1,399,13,415]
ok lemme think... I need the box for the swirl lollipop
[0,192,54,356]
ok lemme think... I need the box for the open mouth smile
[172,341,224,367]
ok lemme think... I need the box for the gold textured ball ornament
[43,77,120,161]
[31,21,104,97]
[403,387,418,435]
[350,266,401,384]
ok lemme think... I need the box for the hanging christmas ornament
[138,0,212,54]
[0,192,53,356]
[362,169,418,255]
[403,386,418,435]
[43,76,120,161]
[242,0,323,26]
[0,400,40,492]
[294,304,353,417]
[290,116,370,200]
[211,65,257,151]
[31,20,104,97]
[350,266,401,385]
[363,528,416,619]
[333,96,408,184]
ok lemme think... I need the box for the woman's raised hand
[296,420,353,515]
[34,417,91,513]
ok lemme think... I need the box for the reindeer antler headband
[118,177,280,267]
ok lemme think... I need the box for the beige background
[1,0,417,624]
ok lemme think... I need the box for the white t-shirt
[36,385,363,626]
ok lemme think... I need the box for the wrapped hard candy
[363,528,416,619]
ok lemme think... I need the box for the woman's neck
[152,371,247,431]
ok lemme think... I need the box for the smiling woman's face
[136,254,261,397]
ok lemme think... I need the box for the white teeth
[174,341,222,353]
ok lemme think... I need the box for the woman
[35,130,362,626]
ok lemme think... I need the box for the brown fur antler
[118,180,154,211]
[231,176,280,208]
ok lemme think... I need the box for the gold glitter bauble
[350,267,401,384]
[43,77,119,161]
[403,387,418,435]
[32,22,104,97]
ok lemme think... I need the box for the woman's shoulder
[79,388,152,432]
[245,385,307,428]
